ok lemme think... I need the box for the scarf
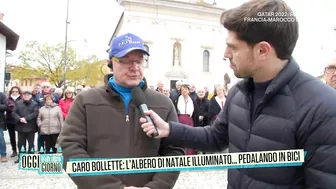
[11,95,20,101]
[177,95,194,117]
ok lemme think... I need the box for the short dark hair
[9,86,22,96]
[179,84,190,93]
[44,94,55,103]
[220,0,298,60]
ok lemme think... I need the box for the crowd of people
[0,82,81,163]
[149,80,229,155]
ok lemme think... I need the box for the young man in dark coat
[140,0,336,188]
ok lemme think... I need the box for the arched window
[143,44,149,68]
[203,50,210,72]
[172,41,182,66]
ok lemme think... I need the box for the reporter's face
[224,31,257,78]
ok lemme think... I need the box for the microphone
[131,87,159,137]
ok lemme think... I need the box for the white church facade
[110,0,239,90]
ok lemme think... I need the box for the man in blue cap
[58,33,184,189]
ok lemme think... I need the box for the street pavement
[0,131,228,189]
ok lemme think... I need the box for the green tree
[17,40,77,87]
[67,56,107,87]
[14,40,104,88]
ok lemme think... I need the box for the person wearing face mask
[12,90,39,163]
[5,86,23,158]
[37,95,63,154]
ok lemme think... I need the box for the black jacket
[12,100,39,133]
[208,96,223,124]
[167,57,336,189]
[169,89,180,102]
[35,93,59,108]
[196,97,210,126]
[0,92,8,129]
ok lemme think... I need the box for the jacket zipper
[238,94,253,189]
[239,92,267,189]
[125,115,129,122]
[125,106,129,122]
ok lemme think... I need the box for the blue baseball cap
[109,33,150,59]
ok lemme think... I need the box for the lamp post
[63,0,70,88]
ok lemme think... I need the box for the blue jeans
[0,128,6,156]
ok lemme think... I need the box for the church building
[109,0,238,90]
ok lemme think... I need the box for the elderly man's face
[42,86,51,93]
[204,87,208,92]
[112,50,144,88]
[22,93,32,101]
[197,89,205,98]
[163,88,170,96]
[324,58,336,88]
[157,82,164,90]
[176,84,181,90]
[56,91,62,97]
[33,88,40,95]
[189,84,196,92]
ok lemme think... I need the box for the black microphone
[131,87,159,137]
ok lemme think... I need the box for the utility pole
[63,0,70,89]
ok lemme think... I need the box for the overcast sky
[2,0,336,76]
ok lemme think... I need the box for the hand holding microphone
[139,109,170,138]
[131,87,170,138]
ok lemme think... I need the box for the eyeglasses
[325,66,336,74]
[112,57,144,65]
[12,91,19,93]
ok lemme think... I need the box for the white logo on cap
[118,36,141,46]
